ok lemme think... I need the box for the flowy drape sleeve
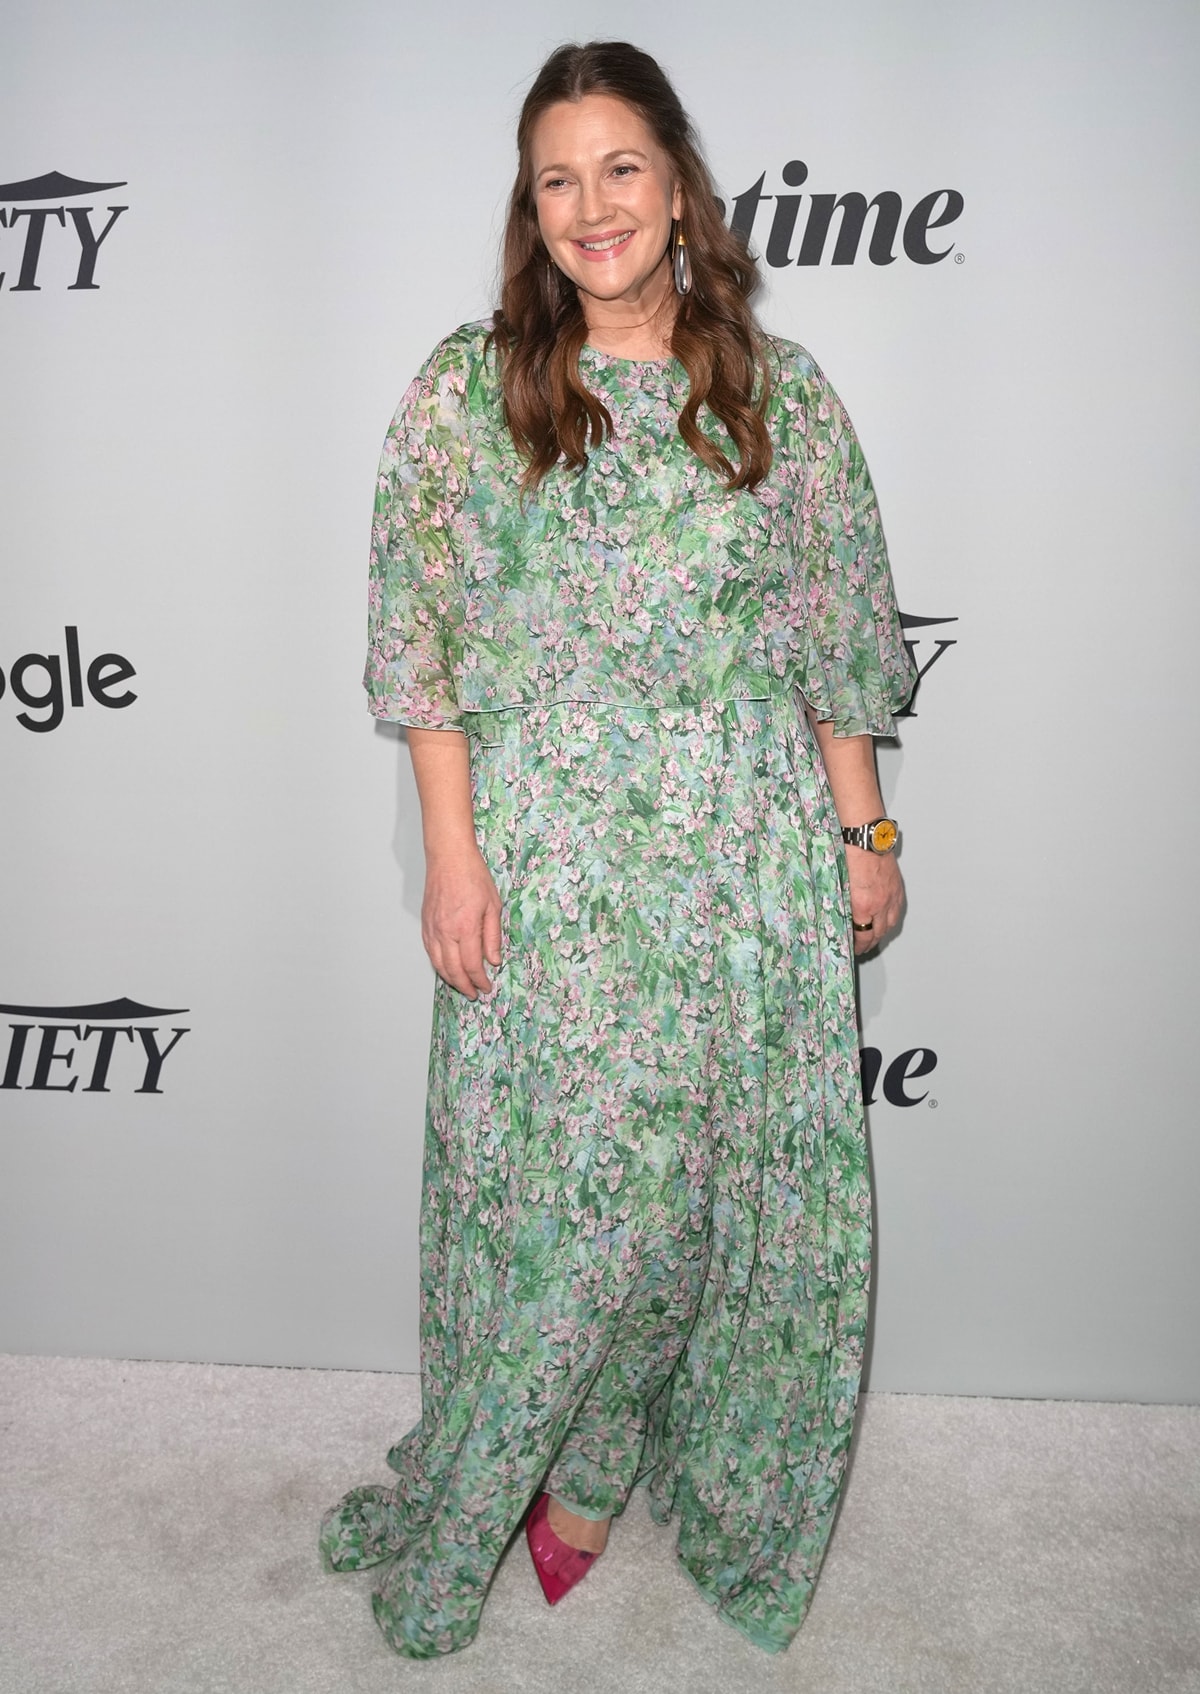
[364,336,473,729]
[774,351,916,736]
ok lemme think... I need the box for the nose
[577,174,615,227]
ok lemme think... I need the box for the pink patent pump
[525,1492,600,1605]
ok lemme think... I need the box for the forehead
[530,93,659,169]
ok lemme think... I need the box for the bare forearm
[406,727,478,860]
[406,727,501,997]
[806,711,885,827]
[805,707,904,953]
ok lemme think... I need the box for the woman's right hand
[421,845,502,999]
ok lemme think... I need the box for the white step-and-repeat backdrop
[3,0,1197,1400]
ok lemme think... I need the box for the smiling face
[531,93,683,329]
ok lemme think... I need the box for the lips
[572,229,636,261]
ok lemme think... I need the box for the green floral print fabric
[321,323,915,1658]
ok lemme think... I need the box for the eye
[539,176,570,192]
[611,164,638,178]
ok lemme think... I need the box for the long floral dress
[320,322,915,1657]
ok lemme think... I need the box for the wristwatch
[841,817,899,854]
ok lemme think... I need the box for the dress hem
[673,1554,795,1655]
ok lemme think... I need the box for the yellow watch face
[871,820,898,853]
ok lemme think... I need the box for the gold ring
[852,920,875,932]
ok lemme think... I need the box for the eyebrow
[536,148,651,176]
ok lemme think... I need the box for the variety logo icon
[0,171,128,291]
[0,999,190,1094]
[897,612,957,716]
[720,161,964,266]
[1,627,137,731]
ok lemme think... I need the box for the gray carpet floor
[0,1355,1196,1694]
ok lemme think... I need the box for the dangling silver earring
[672,221,692,296]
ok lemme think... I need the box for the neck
[579,260,677,360]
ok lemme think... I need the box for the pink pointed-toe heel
[525,1492,600,1605]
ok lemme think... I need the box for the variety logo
[0,999,190,1094]
[2,627,137,732]
[860,1045,937,1107]
[0,170,128,292]
[896,612,957,717]
[720,161,964,267]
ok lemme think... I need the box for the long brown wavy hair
[490,41,774,495]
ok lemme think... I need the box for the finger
[482,900,503,969]
[851,913,878,954]
[429,938,480,1000]
[455,930,495,998]
[875,897,902,943]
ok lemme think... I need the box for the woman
[321,39,915,1660]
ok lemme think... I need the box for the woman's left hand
[845,847,905,955]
